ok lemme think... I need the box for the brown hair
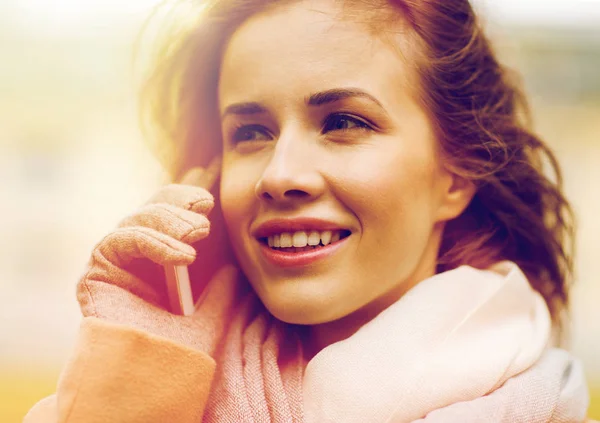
[140,0,575,334]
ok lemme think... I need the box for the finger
[94,226,196,270]
[117,203,210,245]
[81,228,183,311]
[145,184,215,215]
[179,157,222,190]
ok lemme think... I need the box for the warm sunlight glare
[14,0,161,31]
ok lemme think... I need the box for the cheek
[336,149,441,290]
[333,146,441,285]
[333,144,439,224]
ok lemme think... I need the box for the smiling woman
[23,0,596,422]
[217,5,475,341]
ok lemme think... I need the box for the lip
[258,234,350,268]
[252,217,350,238]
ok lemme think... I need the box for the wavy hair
[139,0,576,336]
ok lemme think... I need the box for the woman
[24,0,594,422]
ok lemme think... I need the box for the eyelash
[230,113,374,144]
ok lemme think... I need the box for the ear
[435,170,477,222]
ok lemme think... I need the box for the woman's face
[218,0,472,325]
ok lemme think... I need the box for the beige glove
[76,160,242,356]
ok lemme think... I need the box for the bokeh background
[1,0,598,421]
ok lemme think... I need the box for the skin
[217,0,475,356]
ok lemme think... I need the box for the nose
[255,132,325,205]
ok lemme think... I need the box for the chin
[259,291,352,326]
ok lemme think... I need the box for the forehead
[218,0,418,111]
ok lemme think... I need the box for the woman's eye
[231,125,271,143]
[322,114,372,133]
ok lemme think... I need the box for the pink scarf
[203,294,306,422]
[202,262,590,423]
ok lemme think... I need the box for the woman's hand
[76,160,242,356]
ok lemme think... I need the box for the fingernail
[179,157,222,189]
[179,168,206,186]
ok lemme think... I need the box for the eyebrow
[221,87,384,119]
[305,88,384,108]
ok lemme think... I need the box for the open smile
[257,230,352,268]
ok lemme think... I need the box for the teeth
[266,230,346,249]
[292,231,308,247]
[279,233,293,248]
[307,231,320,246]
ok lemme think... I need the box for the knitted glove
[76,161,242,356]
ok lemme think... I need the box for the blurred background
[0,0,598,421]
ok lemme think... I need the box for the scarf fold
[202,294,305,423]
[202,262,590,422]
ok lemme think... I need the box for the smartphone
[162,159,228,316]
[165,264,195,316]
